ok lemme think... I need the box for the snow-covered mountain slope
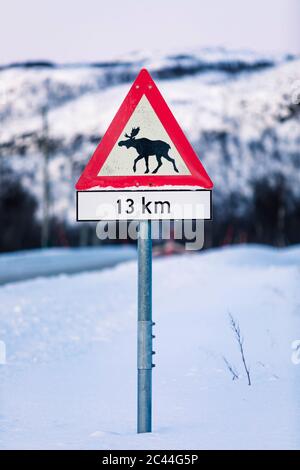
[0,245,299,449]
[0,48,299,225]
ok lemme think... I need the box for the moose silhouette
[118,127,179,174]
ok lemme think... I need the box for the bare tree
[229,313,251,386]
[41,103,50,248]
[223,356,239,381]
[40,78,53,248]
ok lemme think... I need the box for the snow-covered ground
[0,245,299,449]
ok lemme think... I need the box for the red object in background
[76,68,213,190]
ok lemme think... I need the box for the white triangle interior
[98,95,191,176]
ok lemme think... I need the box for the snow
[0,246,136,285]
[0,244,299,449]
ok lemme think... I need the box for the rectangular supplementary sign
[76,190,212,221]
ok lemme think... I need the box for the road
[0,245,136,285]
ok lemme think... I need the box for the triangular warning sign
[76,69,213,190]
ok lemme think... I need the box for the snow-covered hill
[0,245,299,449]
[0,48,299,237]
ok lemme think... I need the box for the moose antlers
[125,127,140,139]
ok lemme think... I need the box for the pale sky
[0,0,299,64]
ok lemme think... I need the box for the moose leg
[144,156,150,174]
[152,156,162,174]
[133,154,144,172]
[164,153,179,173]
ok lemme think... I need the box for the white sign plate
[77,190,212,221]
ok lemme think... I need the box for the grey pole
[137,220,153,433]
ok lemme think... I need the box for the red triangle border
[76,69,213,190]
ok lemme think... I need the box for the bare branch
[223,356,239,381]
[229,313,251,386]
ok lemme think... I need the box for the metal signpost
[137,220,153,433]
[76,68,213,433]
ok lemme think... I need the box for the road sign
[76,68,213,221]
[75,68,213,435]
